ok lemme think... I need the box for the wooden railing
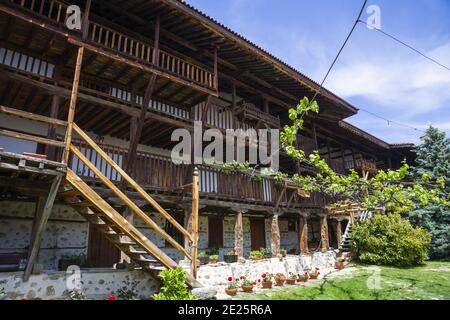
[0,105,67,149]
[7,0,215,91]
[345,158,377,173]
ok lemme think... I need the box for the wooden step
[59,189,81,197]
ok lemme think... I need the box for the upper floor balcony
[6,0,217,94]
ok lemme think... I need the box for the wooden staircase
[61,123,201,288]
[340,210,373,253]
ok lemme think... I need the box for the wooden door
[87,225,120,267]
[250,219,266,250]
[208,216,223,249]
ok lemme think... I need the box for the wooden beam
[63,46,85,163]
[0,129,65,147]
[191,168,199,278]
[23,175,62,281]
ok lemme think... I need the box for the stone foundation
[0,269,159,300]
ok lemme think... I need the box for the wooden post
[81,0,92,40]
[231,83,237,129]
[45,95,60,160]
[263,98,269,113]
[213,46,218,91]
[271,213,281,256]
[327,138,332,164]
[124,15,160,178]
[234,210,244,258]
[312,119,318,150]
[63,46,85,164]
[319,214,329,252]
[24,176,62,281]
[298,214,309,255]
[152,14,161,65]
[336,219,343,248]
[191,167,199,278]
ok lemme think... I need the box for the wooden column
[24,176,62,281]
[263,98,269,113]
[213,46,218,91]
[124,15,160,178]
[234,210,244,258]
[45,95,60,160]
[312,119,318,150]
[63,47,84,163]
[231,83,237,129]
[298,214,309,255]
[270,213,281,256]
[336,219,343,248]
[319,214,329,252]
[191,167,199,278]
[63,0,91,163]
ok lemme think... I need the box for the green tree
[408,127,450,260]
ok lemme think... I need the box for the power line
[357,19,450,72]
[311,0,368,103]
[357,108,426,133]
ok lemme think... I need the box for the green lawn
[239,262,450,300]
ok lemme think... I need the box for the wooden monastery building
[0,0,413,285]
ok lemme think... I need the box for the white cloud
[326,40,450,118]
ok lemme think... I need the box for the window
[288,220,297,232]
[208,216,223,249]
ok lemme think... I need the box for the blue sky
[186,0,450,144]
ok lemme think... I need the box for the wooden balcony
[68,138,327,209]
[345,159,378,174]
[6,0,217,92]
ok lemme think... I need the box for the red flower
[289,272,292,274]
[228,277,233,282]
[235,278,239,282]
[253,281,257,285]
[318,272,320,275]
[107,293,116,301]
[258,279,261,283]
[262,273,267,279]
[240,276,244,280]
[304,272,308,275]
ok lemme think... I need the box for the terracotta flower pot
[261,281,273,289]
[209,259,218,264]
[224,255,238,263]
[286,279,296,285]
[298,277,308,283]
[250,256,262,261]
[241,285,253,293]
[309,274,319,280]
[335,261,345,270]
[275,279,285,286]
[225,288,237,296]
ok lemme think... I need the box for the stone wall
[0,269,159,300]
[0,200,88,270]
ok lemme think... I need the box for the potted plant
[297,272,309,283]
[335,258,345,270]
[240,277,254,293]
[309,267,320,280]
[224,249,238,263]
[225,277,238,296]
[262,248,272,259]
[286,272,297,285]
[198,251,210,265]
[274,273,286,286]
[209,254,219,264]
[58,254,89,271]
[280,248,287,258]
[250,250,263,261]
[261,273,273,289]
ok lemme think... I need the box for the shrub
[250,250,263,258]
[152,267,195,300]
[350,213,431,266]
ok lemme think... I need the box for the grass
[239,262,450,300]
